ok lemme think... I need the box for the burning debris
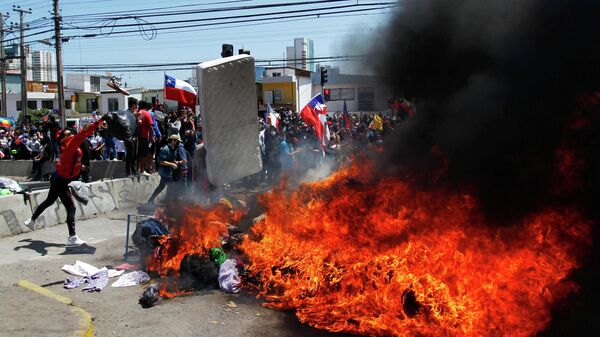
[239,159,591,337]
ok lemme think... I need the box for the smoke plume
[371,0,600,222]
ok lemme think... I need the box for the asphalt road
[0,208,354,337]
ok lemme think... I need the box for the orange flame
[240,161,591,337]
[148,204,242,297]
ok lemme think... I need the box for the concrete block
[2,174,162,235]
[0,194,33,237]
[198,55,262,185]
[89,160,126,180]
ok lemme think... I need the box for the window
[273,90,282,104]
[65,100,72,109]
[327,88,356,101]
[86,99,98,113]
[108,98,119,111]
[16,101,21,111]
[27,101,38,110]
[42,100,54,109]
[272,72,282,77]
[90,76,100,92]
[357,87,374,111]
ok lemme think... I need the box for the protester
[30,138,50,180]
[174,135,189,200]
[124,98,139,176]
[147,134,181,204]
[136,100,154,176]
[24,115,109,246]
[167,111,181,137]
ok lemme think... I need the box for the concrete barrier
[0,194,33,237]
[0,160,126,180]
[0,174,162,238]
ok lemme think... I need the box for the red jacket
[56,120,102,180]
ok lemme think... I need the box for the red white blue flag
[164,74,197,107]
[300,93,328,148]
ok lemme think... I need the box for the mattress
[197,55,262,185]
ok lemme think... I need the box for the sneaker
[141,171,151,176]
[67,235,86,246]
[24,218,37,231]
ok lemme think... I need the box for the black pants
[32,174,76,236]
[124,138,137,176]
[148,176,174,204]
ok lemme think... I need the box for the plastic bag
[106,110,138,140]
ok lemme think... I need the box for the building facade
[285,38,315,72]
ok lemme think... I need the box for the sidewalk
[0,208,347,337]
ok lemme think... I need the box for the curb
[17,279,94,337]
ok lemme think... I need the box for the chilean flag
[164,74,197,107]
[300,93,328,148]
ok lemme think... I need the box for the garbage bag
[132,218,169,257]
[68,181,90,205]
[106,110,138,140]
[139,284,162,308]
[179,254,219,290]
[218,259,241,294]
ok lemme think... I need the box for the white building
[285,38,315,72]
[5,46,56,82]
[311,73,393,114]
[30,50,57,82]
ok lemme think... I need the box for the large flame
[240,161,591,336]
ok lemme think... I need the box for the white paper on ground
[62,260,125,278]
[111,270,150,287]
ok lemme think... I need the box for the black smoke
[372,0,600,221]
[370,1,600,335]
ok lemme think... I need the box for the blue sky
[1,0,397,88]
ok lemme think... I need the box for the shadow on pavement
[13,239,96,256]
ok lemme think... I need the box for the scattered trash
[0,177,23,193]
[225,301,237,308]
[179,254,219,290]
[111,271,150,287]
[64,268,109,292]
[139,284,162,308]
[62,260,124,278]
[218,259,241,294]
[132,218,169,259]
[209,247,227,266]
[115,262,140,271]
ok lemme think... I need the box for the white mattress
[197,55,262,185]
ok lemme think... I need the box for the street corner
[0,280,93,337]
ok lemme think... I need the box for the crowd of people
[258,101,413,183]
[1,97,413,185]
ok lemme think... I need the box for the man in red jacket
[24,115,109,246]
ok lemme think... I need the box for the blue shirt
[157,145,176,178]
[150,111,162,139]
[176,143,188,172]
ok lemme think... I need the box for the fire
[240,161,591,337]
[147,204,242,297]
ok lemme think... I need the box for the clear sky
[1,0,397,88]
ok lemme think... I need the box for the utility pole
[53,0,65,128]
[0,12,9,118]
[13,6,31,122]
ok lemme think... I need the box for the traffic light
[323,88,331,101]
[221,44,234,57]
[320,67,328,86]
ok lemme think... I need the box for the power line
[61,4,396,41]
